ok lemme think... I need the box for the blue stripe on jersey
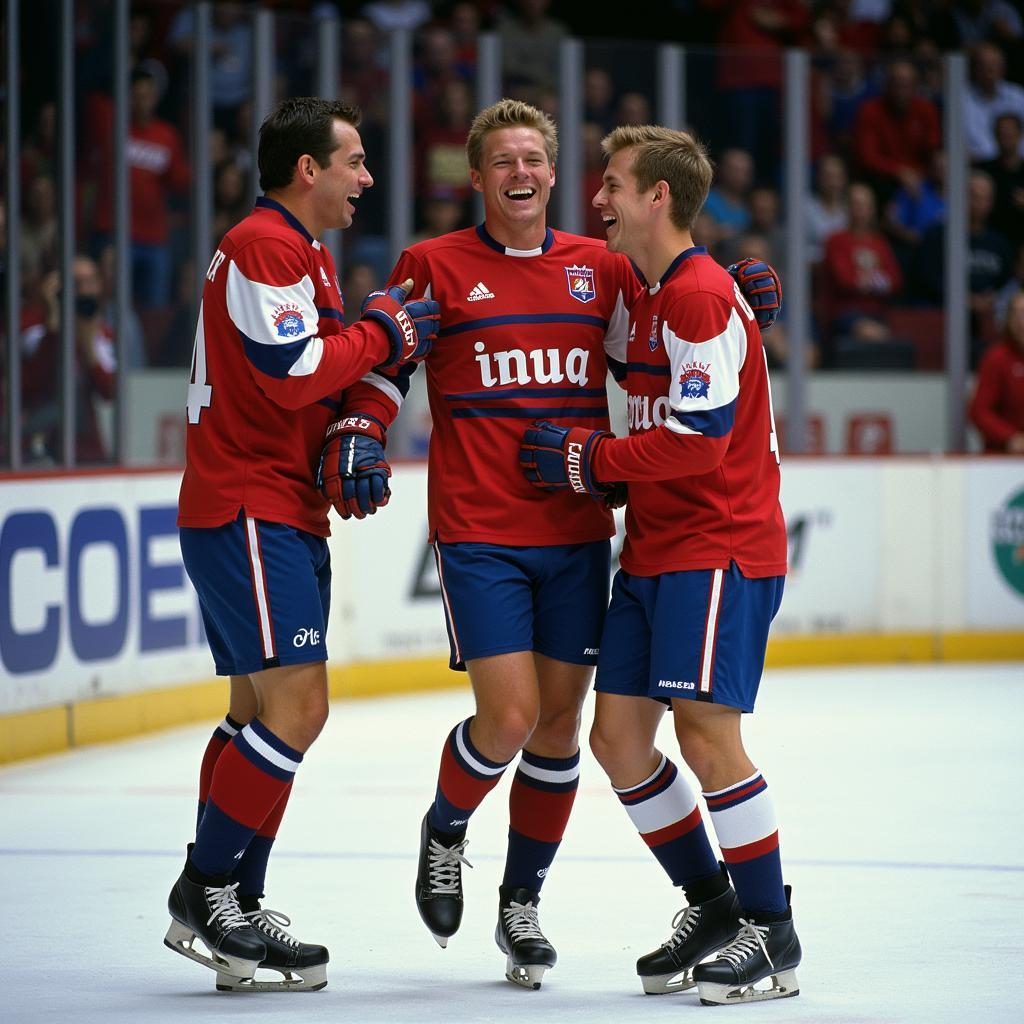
[671,398,737,438]
[317,397,342,414]
[255,196,315,246]
[317,306,344,322]
[451,406,609,419]
[446,387,607,401]
[607,356,627,382]
[440,313,609,338]
[627,362,671,376]
[391,363,417,399]
[241,330,312,379]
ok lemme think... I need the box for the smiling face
[312,119,374,233]
[592,147,651,258]
[470,126,555,243]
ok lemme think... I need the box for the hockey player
[519,124,800,1006]
[168,96,439,992]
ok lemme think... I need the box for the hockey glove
[729,257,782,331]
[520,420,617,500]
[317,414,392,520]
[362,277,440,368]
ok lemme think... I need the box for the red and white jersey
[592,247,787,578]
[356,224,639,545]
[178,198,394,536]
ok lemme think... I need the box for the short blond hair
[466,98,558,171]
[602,125,713,231]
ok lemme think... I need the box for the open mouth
[602,215,618,230]
[505,187,537,202]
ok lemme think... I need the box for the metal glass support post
[113,0,130,462]
[473,32,501,225]
[557,39,583,235]
[388,28,413,263]
[317,12,342,261]
[250,7,275,210]
[192,3,212,313]
[5,0,21,468]
[59,0,75,465]
[657,44,686,130]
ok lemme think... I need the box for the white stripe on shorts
[432,542,462,665]
[245,516,276,660]
[699,569,724,694]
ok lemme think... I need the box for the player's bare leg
[491,655,590,989]
[416,653,536,946]
[673,701,801,1005]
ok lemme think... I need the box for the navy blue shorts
[433,540,611,671]
[180,511,331,676]
[595,563,784,712]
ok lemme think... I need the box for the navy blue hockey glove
[520,420,617,500]
[317,414,391,521]
[362,277,440,368]
[729,257,782,331]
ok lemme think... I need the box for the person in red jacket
[853,60,941,202]
[90,66,190,308]
[969,289,1024,453]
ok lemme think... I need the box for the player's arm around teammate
[168,97,438,994]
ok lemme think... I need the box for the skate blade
[504,955,550,991]
[431,933,449,949]
[698,968,799,1005]
[216,962,328,993]
[163,919,261,981]
[640,967,696,995]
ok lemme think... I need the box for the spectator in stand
[19,101,56,186]
[413,26,473,126]
[977,113,1024,248]
[211,159,250,250]
[341,262,381,326]
[97,243,147,369]
[806,153,849,263]
[448,2,484,68]
[418,78,474,211]
[411,187,466,245]
[361,0,432,32]
[340,19,390,119]
[613,92,652,128]
[701,0,810,171]
[952,0,1023,47]
[969,289,1024,453]
[853,59,941,204]
[883,148,946,295]
[497,0,570,99]
[822,181,903,356]
[584,67,617,134]
[702,147,754,252]
[91,66,190,309]
[21,256,116,464]
[19,175,57,285]
[582,120,608,239]
[994,242,1024,327]
[821,48,875,163]
[965,43,1024,163]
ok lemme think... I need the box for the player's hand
[317,414,391,520]
[520,420,616,500]
[729,257,782,331]
[603,481,628,510]
[362,278,440,368]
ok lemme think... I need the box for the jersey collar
[255,196,321,250]
[648,245,707,294]
[476,223,554,257]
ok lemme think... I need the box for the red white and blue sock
[503,748,580,891]
[232,782,292,903]
[614,754,719,888]
[190,719,301,879]
[704,770,786,914]
[427,718,512,836]
[196,715,243,832]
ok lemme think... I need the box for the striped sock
[191,719,301,878]
[232,781,292,901]
[503,748,580,891]
[427,718,512,835]
[614,754,719,887]
[196,715,242,831]
[704,770,786,914]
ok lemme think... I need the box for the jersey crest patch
[272,304,306,338]
[320,267,332,290]
[679,362,711,400]
[649,315,659,352]
[565,265,596,304]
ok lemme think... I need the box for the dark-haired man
[165,96,439,992]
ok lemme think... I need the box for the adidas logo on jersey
[467,281,495,302]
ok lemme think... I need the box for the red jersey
[177,198,394,536]
[592,247,787,578]
[353,224,639,545]
[969,338,1024,451]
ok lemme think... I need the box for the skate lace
[714,918,773,970]
[245,907,300,948]
[502,900,546,944]
[664,904,700,950]
[427,837,472,894]
[203,881,249,932]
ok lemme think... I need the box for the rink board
[1,458,1022,762]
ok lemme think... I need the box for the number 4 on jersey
[186,303,212,424]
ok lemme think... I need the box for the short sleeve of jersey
[604,253,638,380]
[661,290,748,440]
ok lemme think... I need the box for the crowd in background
[5,0,1024,463]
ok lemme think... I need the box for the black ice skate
[494,885,557,990]
[693,885,801,1005]
[215,900,330,992]
[415,812,472,947]
[164,855,266,982]
[636,881,742,994]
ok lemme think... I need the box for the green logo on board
[992,487,1024,599]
